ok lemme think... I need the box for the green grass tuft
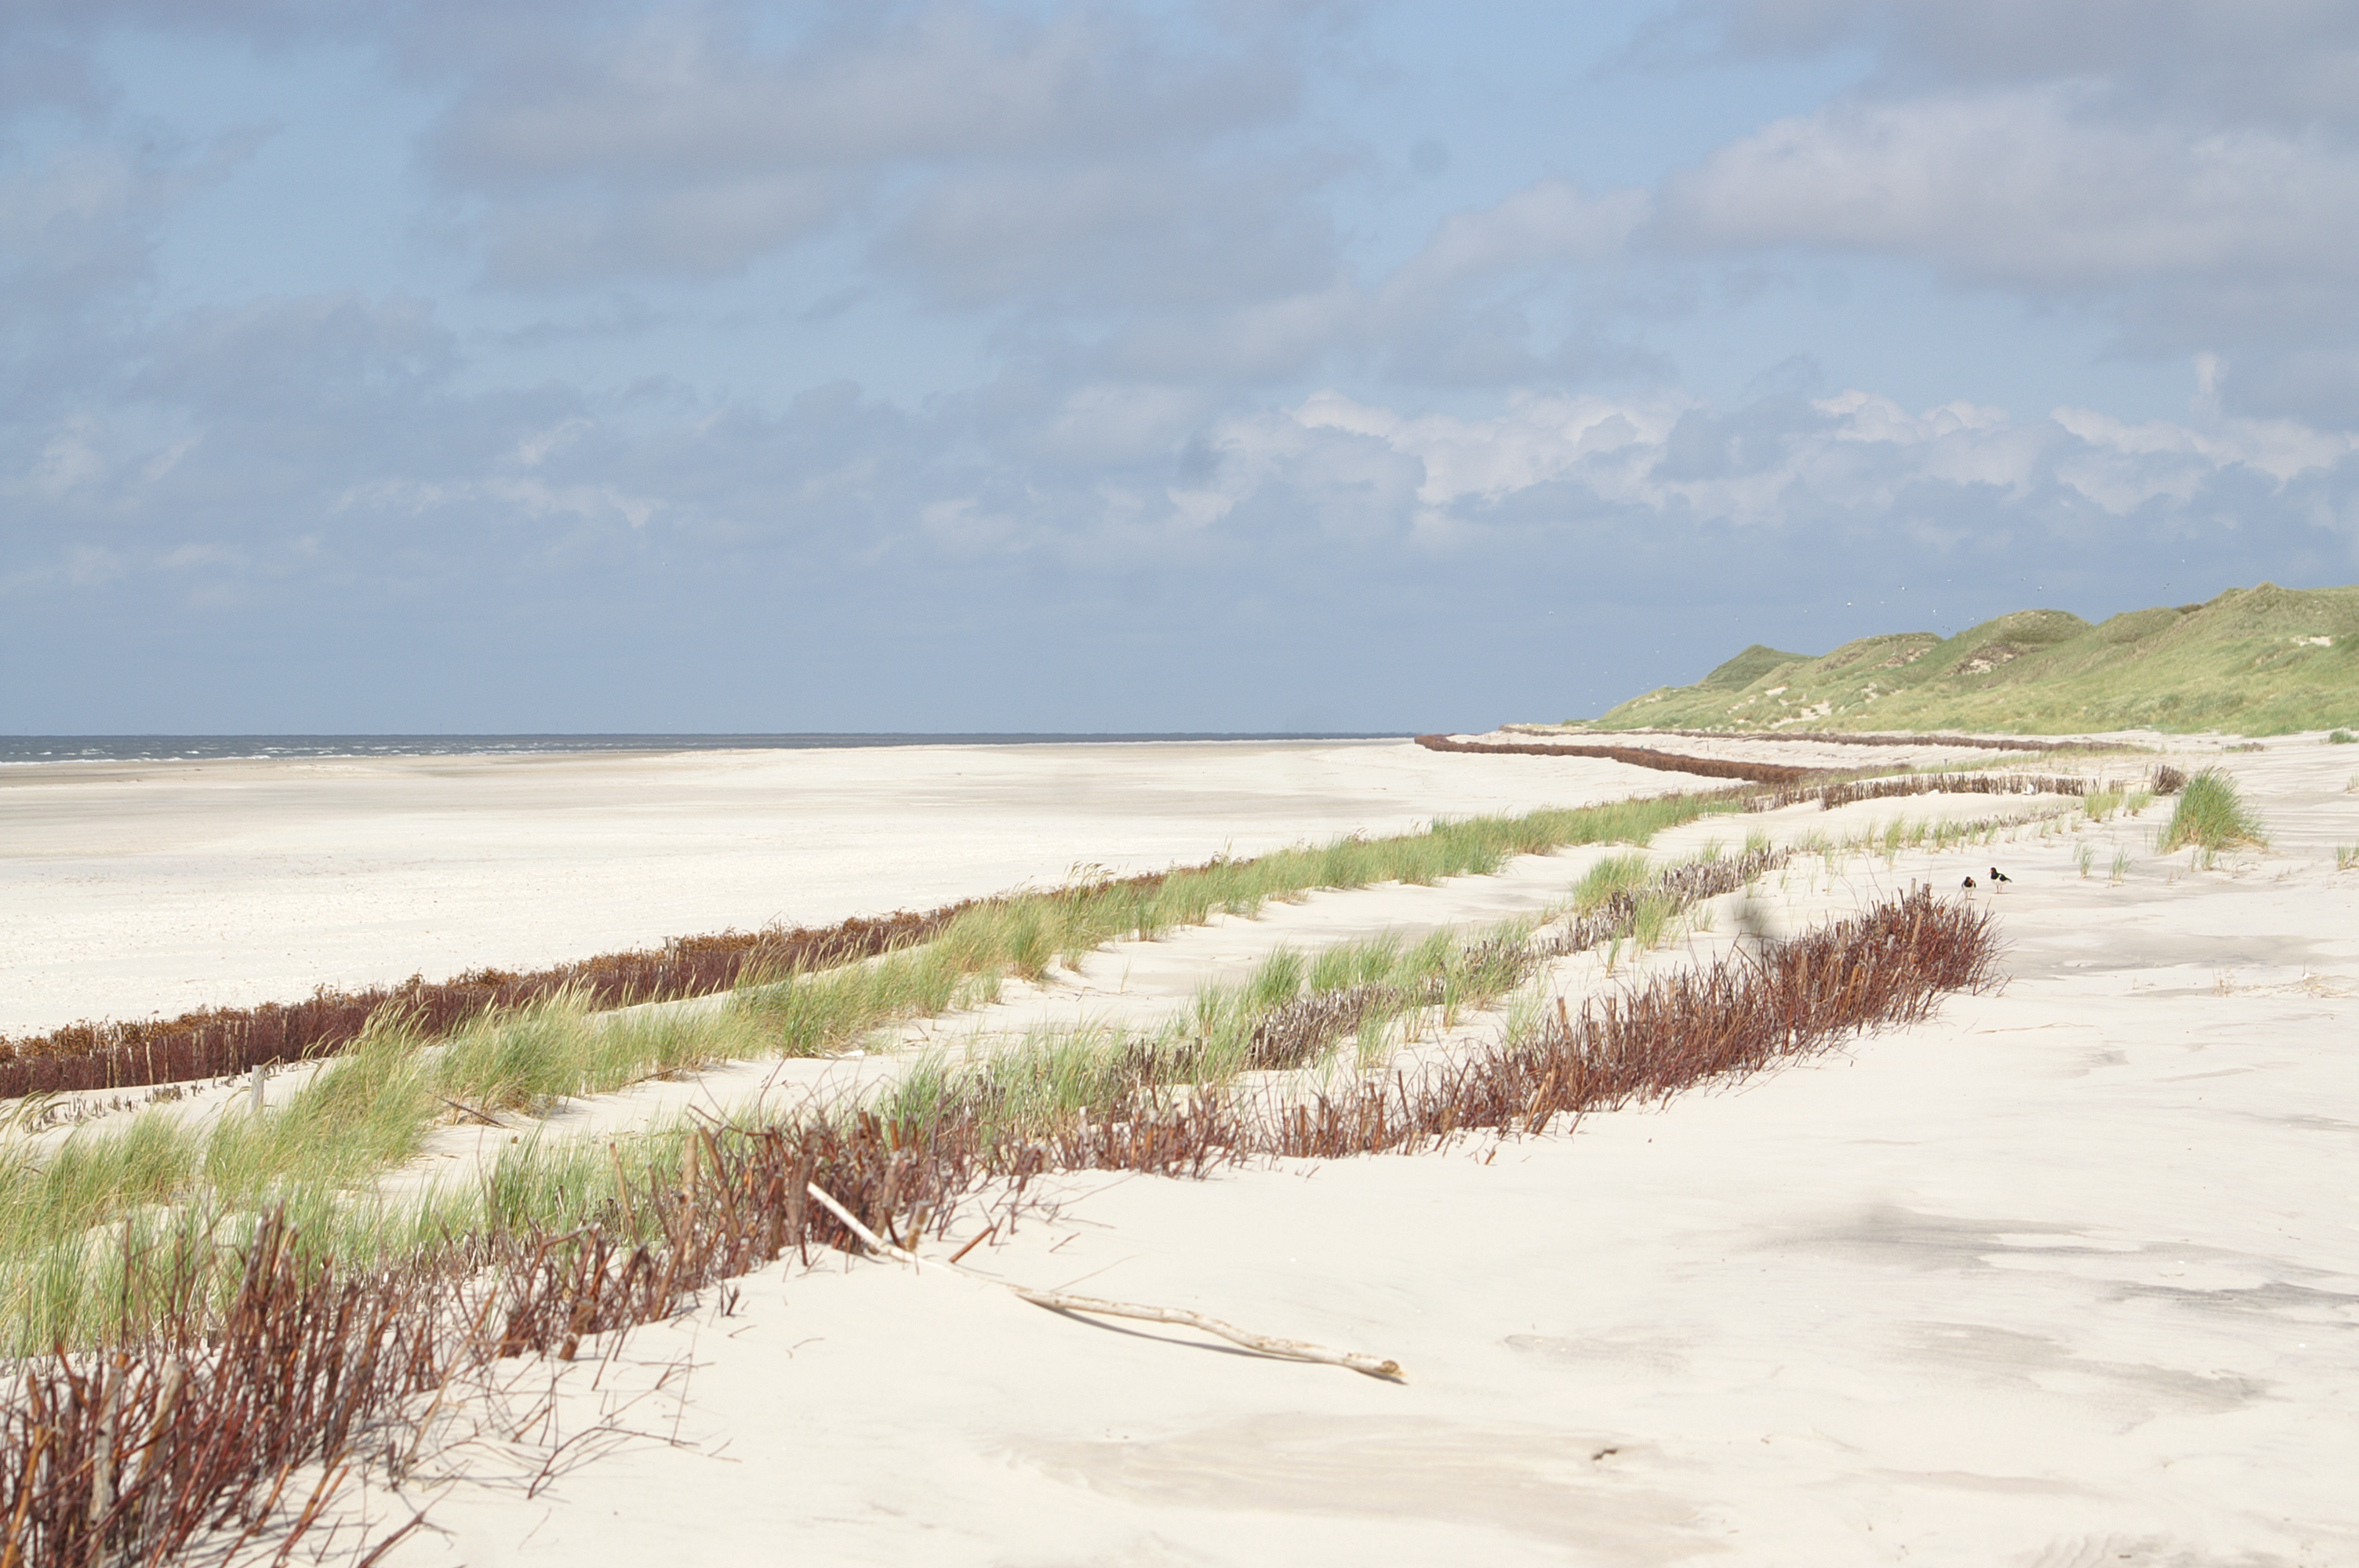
[1571,852,1652,913]
[2158,768,2269,855]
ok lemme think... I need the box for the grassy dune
[1566,581,2359,735]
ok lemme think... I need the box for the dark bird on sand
[1989,867,2012,883]
[1962,875,1977,889]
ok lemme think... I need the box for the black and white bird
[1962,875,1978,889]
[1989,866,2012,884]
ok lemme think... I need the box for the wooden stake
[89,1367,122,1526]
[126,1361,184,1498]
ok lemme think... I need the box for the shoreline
[0,731,1419,768]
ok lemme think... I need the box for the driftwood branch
[803,1181,1404,1382]
[1009,1287,1405,1381]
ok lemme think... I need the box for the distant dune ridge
[1568,581,2359,735]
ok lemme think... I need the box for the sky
[5,0,2357,734]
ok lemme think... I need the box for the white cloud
[1265,383,2358,528]
[512,418,591,468]
[1661,1,2359,129]
[1624,4,2359,419]
[28,416,107,496]
[2048,405,2352,481]
[2045,404,2354,513]
[1390,180,1648,291]
[1658,87,2359,294]
[1031,382,1209,465]
[5,408,208,516]
[1292,389,1679,506]
[427,2,1321,290]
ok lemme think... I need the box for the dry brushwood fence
[0,907,978,1097]
[1249,882,1997,1157]
[1236,847,1785,1072]
[1543,846,1782,954]
[1412,734,1819,786]
[0,884,1997,1566]
[0,1117,990,1568]
[1506,725,2108,753]
[1744,772,2092,812]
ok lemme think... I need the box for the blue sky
[5,1,2357,732]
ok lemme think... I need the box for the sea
[0,733,1413,765]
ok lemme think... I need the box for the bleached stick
[803,1182,1404,1381]
[1006,1286,1405,1381]
[803,1182,930,1271]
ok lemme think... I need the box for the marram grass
[4,797,1754,1348]
[0,887,2002,1568]
[2157,768,2268,855]
[33,787,2093,1368]
[0,818,1764,1349]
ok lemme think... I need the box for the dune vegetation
[2158,768,2270,859]
[2,792,1771,1349]
[0,780,2106,1356]
[2,790,1738,1098]
[0,876,2001,1566]
[1562,581,2359,735]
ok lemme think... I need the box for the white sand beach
[0,739,1726,1036]
[6,735,2357,1564]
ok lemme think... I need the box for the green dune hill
[1569,583,2359,735]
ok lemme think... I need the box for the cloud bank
[4,1,2357,730]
